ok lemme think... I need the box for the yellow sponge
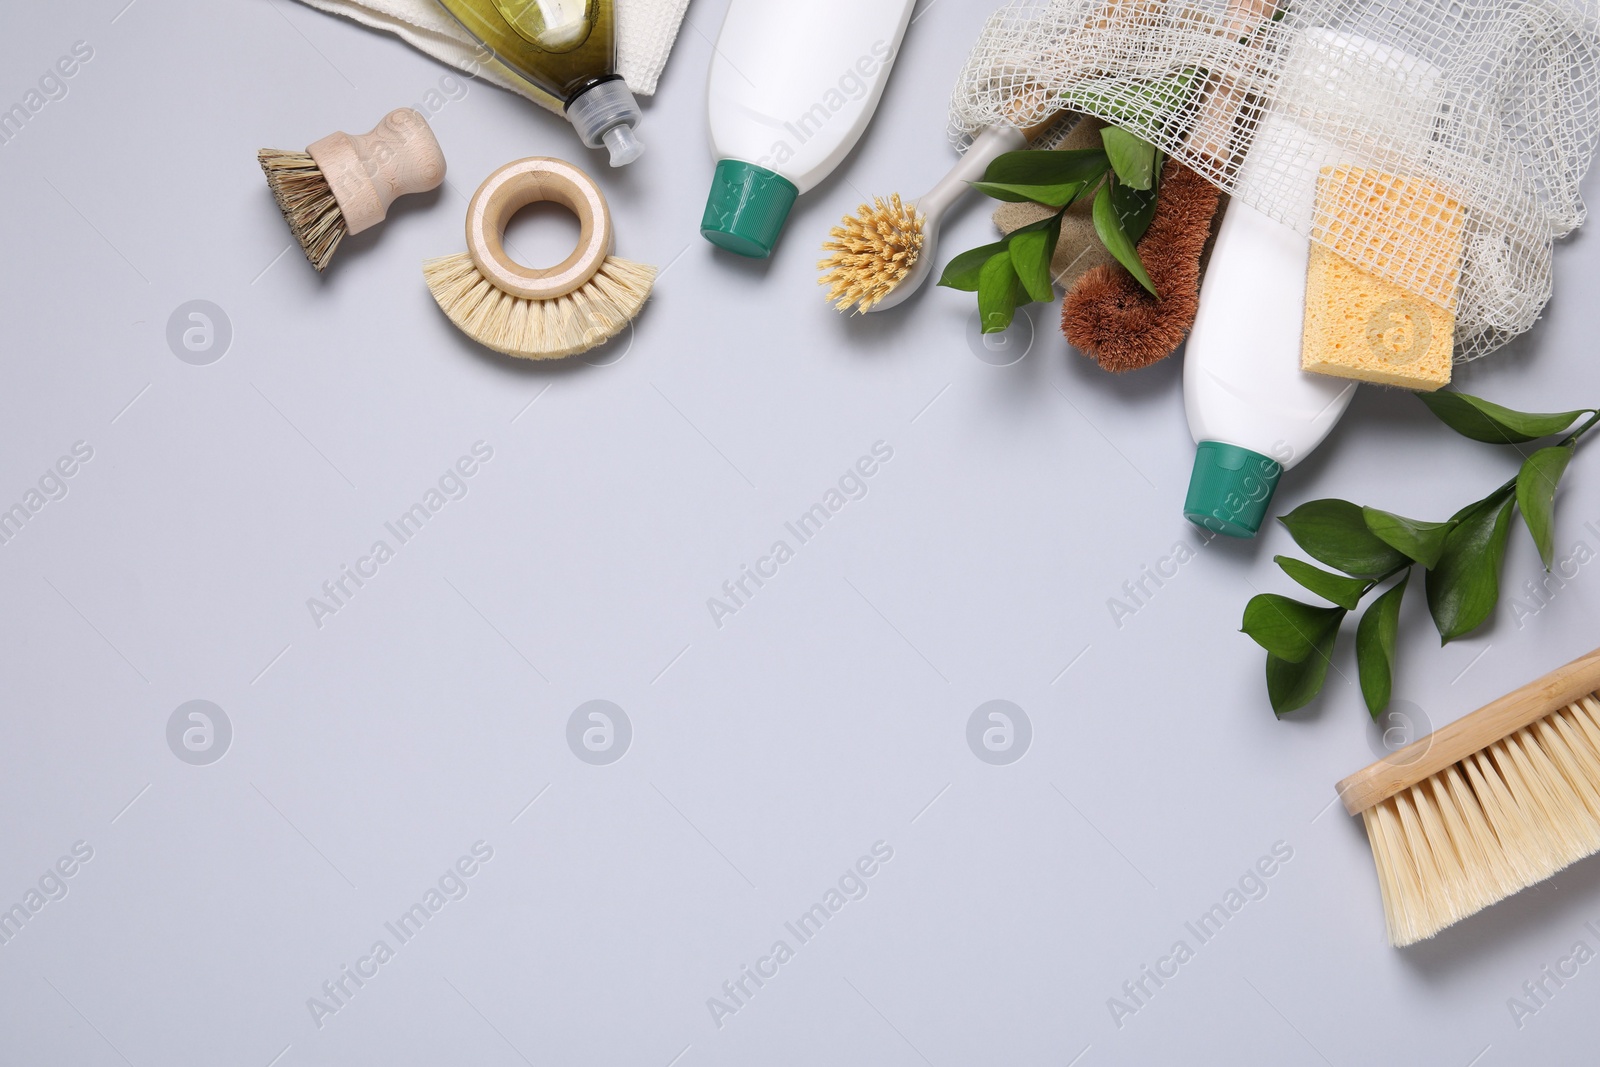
[1301,168,1465,391]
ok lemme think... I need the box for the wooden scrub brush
[258,108,446,271]
[424,157,655,360]
[1337,647,1600,946]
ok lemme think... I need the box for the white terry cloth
[292,0,691,111]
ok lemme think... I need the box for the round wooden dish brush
[258,108,445,271]
[424,157,655,361]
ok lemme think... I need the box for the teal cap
[1183,441,1283,538]
[701,159,798,258]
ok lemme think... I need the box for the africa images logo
[567,701,632,765]
[166,700,232,766]
[967,700,1032,765]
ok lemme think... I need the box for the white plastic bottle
[1182,30,1440,537]
[1181,111,1355,538]
[700,0,917,258]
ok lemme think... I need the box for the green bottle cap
[1183,441,1283,539]
[701,159,798,259]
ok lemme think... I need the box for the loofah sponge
[1301,168,1465,391]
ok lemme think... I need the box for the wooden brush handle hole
[466,157,612,300]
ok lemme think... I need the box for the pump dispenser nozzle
[434,0,642,165]
[602,125,644,166]
[567,78,645,167]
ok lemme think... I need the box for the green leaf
[940,215,1062,292]
[977,252,1021,334]
[1100,126,1157,190]
[1274,556,1371,611]
[1110,175,1160,244]
[1416,391,1588,445]
[983,148,1110,187]
[1060,70,1198,131]
[1279,500,1409,578]
[969,179,1088,207]
[1361,507,1454,569]
[1265,625,1339,716]
[1356,571,1409,719]
[1009,215,1060,304]
[1092,179,1158,297]
[937,241,1007,292]
[1517,444,1575,570]
[1241,594,1345,663]
[1425,487,1517,642]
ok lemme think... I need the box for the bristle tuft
[1061,160,1219,371]
[424,253,656,360]
[1361,691,1600,946]
[818,194,924,313]
[258,148,346,271]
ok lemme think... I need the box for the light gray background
[3,1,1600,1064]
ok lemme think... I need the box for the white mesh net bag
[950,0,1600,359]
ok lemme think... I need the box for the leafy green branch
[937,125,1163,334]
[955,9,1288,332]
[1241,391,1600,718]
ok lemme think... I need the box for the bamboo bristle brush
[1337,647,1600,946]
[258,108,446,271]
[424,156,655,360]
[819,124,1030,314]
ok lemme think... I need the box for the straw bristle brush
[819,124,1028,313]
[1337,647,1600,946]
[425,156,655,360]
[259,108,446,271]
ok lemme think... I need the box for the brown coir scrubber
[1060,159,1221,371]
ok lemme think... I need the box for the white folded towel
[292,0,691,112]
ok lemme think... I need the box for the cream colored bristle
[1360,692,1600,946]
[1549,712,1600,818]
[818,194,925,313]
[422,252,656,360]
[258,148,347,272]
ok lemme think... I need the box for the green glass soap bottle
[435,0,644,165]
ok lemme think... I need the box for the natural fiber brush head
[1060,160,1220,371]
[818,194,925,313]
[258,148,346,272]
[423,253,656,361]
[1360,693,1600,946]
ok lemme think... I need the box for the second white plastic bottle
[700,0,916,258]
[1182,29,1442,537]
[1181,108,1356,538]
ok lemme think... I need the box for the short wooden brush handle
[1337,646,1600,815]
[307,108,446,235]
[465,157,612,301]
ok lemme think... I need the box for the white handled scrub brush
[818,124,1027,314]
